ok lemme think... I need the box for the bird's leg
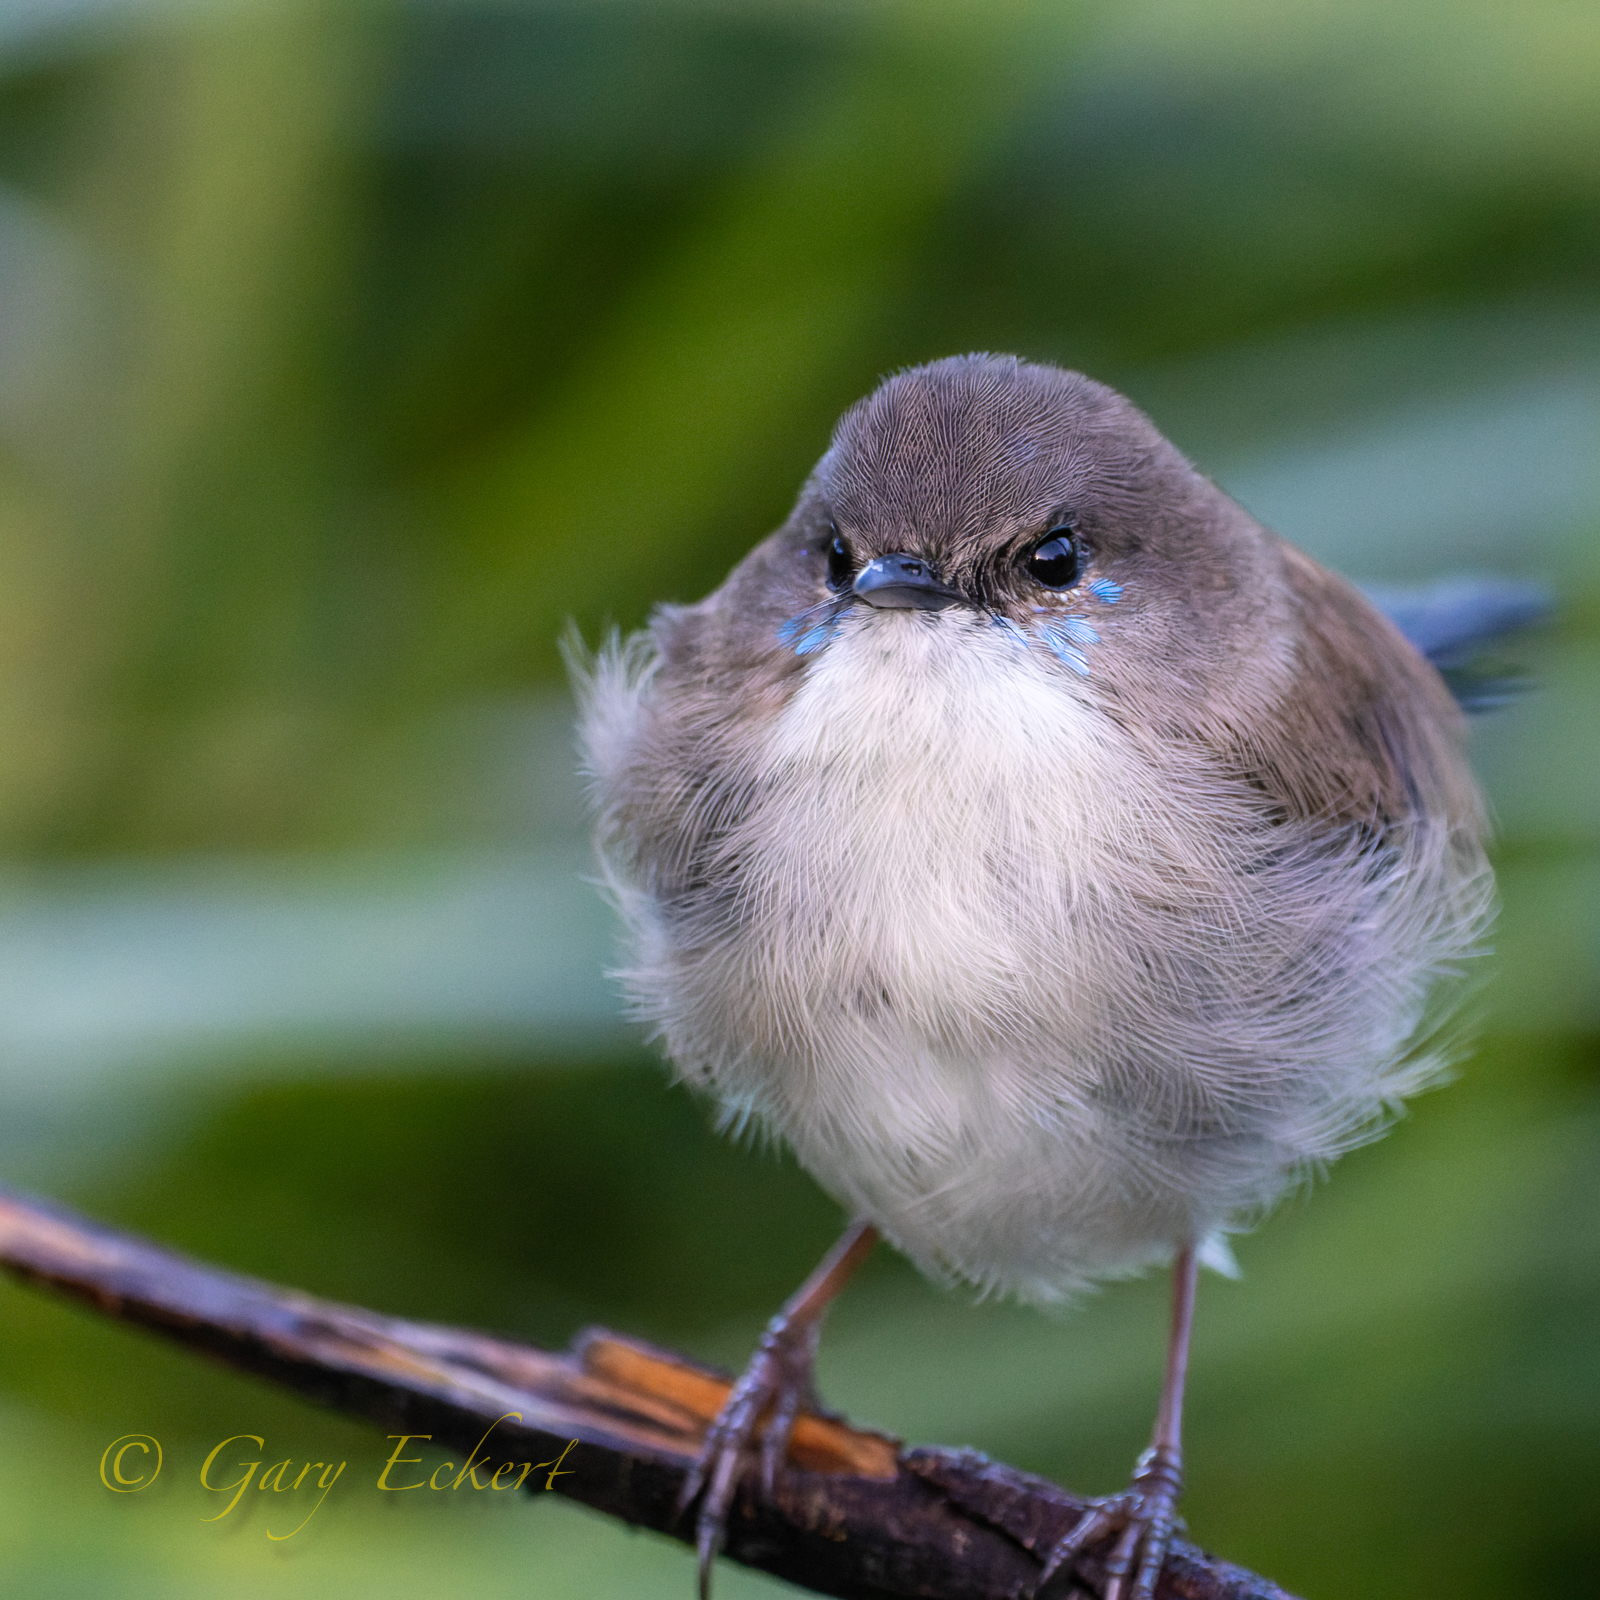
[1037,1242,1198,1600]
[679,1218,878,1598]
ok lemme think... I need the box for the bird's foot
[677,1316,822,1599]
[1035,1445,1183,1600]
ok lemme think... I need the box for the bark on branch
[0,1185,1295,1600]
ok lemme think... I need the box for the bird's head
[740,354,1293,706]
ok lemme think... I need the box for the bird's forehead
[821,366,1089,543]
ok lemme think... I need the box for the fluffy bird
[573,354,1499,1599]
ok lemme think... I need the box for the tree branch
[0,1184,1295,1600]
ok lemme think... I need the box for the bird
[571,353,1515,1600]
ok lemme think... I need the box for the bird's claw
[677,1318,821,1600]
[1035,1446,1183,1600]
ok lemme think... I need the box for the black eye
[826,528,854,590]
[1027,529,1080,589]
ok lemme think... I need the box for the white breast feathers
[580,607,1489,1301]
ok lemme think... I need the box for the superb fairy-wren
[573,354,1508,1600]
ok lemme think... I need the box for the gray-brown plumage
[572,354,1492,1600]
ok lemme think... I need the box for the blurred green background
[0,1,1596,1596]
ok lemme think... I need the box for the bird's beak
[852,554,964,611]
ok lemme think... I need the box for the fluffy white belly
[593,609,1453,1300]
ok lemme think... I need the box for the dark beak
[852,554,964,611]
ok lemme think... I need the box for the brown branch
[0,1184,1296,1600]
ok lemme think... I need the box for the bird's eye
[826,528,854,590]
[1027,530,1080,589]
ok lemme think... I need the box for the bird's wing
[1361,576,1553,712]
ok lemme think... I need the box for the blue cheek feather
[794,624,836,655]
[990,615,1031,649]
[784,578,1122,665]
[778,609,842,656]
[1035,614,1099,646]
[1038,623,1092,675]
[1022,578,1121,675]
